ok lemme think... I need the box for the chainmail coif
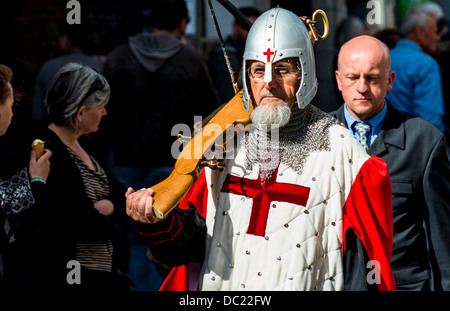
[243,104,342,182]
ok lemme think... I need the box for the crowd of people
[1,0,450,292]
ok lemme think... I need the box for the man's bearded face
[248,59,300,131]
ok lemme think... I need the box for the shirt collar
[343,102,387,137]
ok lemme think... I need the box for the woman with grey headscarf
[30,63,129,291]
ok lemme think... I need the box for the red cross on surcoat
[263,48,275,62]
[221,167,310,237]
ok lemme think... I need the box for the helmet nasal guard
[242,8,327,112]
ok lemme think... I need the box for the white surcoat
[198,123,370,291]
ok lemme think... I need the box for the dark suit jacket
[332,103,450,290]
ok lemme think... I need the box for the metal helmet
[242,7,318,111]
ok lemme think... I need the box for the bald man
[332,35,450,291]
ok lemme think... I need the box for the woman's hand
[29,149,52,180]
[94,199,115,216]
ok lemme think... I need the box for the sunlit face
[249,59,300,109]
[335,37,395,121]
[0,83,14,137]
[79,104,107,134]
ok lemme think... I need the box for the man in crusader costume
[126,7,396,291]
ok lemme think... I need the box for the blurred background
[0,0,448,153]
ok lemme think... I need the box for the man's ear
[177,17,189,36]
[386,71,396,92]
[335,70,342,91]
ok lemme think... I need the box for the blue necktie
[354,122,372,151]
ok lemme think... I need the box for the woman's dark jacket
[0,146,47,291]
[31,128,127,290]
